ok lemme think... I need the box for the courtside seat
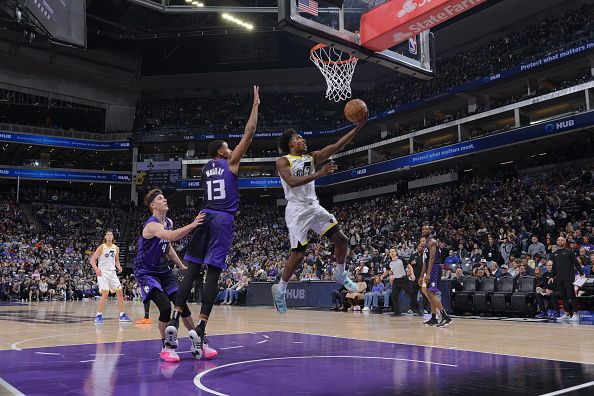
[473,277,496,315]
[511,276,536,315]
[492,277,515,313]
[454,277,479,314]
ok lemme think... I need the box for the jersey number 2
[206,180,226,200]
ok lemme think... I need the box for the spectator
[345,275,367,311]
[362,275,385,312]
[528,236,546,259]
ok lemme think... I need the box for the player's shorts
[184,209,235,270]
[285,200,338,250]
[426,264,442,293]
[97,270,122,293]
[136,270,179,303]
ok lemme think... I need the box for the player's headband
[146,190,162,207]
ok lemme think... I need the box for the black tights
[149,289,190,323]
[175,264,222,320]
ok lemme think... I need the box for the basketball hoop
[310,44,358,102]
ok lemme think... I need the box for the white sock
[278,280,288,293]
[120,312,125,317]
[336,264,345,273]
[96,312,102,316]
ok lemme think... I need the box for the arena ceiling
[83,0,582,76]
[0,0,584,75]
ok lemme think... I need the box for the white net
[310,44,358,102]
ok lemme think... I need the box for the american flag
[298,0,318,16]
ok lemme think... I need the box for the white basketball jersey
[98,244,118,271]
[280,155,318,203]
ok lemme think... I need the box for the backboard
[278,0,435,79]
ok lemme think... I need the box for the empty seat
[492,276,515,313]
[473,277,496,314]
[453,277,479,314]
[511,276,536,315]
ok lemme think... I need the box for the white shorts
[285,201,338,249]
[97,270,122,293]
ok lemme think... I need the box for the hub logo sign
[545,119,575,133]
[286,289,306,300]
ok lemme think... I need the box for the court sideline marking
[540,380,594,396]
[0,377,25,396]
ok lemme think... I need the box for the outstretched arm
[312,111,368,164]
[142,213,205,242]
[276,157,337,188]
[229,86,260,171]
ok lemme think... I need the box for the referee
[549,236,584,321]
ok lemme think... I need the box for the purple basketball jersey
[201,158,239,214]
[134,216,172,275]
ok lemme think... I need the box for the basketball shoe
[189,328,218,360]
[333,271,359,292]
[164,324,179,349]
[271,284,287,314]
[160,348,180,363]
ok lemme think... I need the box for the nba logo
[408,38,417,55]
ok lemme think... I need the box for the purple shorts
[184,209,235,270]
[136,271,178,303]
[427,264,442,293]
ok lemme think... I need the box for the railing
[0,122,131,141]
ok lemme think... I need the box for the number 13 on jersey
[206,179,226,200]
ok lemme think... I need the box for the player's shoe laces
[271,284,287,314]
[118,313,131,322]
[159,347,180,363]
[436,316,453,328]
[94,314,104,324]
[164,324,179,349]
[135,317,152,325]
[423,317,438,326]
[334,271,358,292]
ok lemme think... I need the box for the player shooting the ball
[271,99,369,314]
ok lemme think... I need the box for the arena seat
[511,277,537,315]
[492,277,515,313]
[473,277,496,315]
[454,277,479,314]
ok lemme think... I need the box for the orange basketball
[344,99,368,123]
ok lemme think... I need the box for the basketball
[344,99,368,123]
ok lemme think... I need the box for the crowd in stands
[124,163,594,309]
[0,189,130,302]
[2,159,593,319]
[136,4,593,136]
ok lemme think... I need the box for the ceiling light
[192,1,204,6]
[500,160,514,165]
[222,13,254,30]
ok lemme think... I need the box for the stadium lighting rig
[185,0,204,6]
[221,13,254,30]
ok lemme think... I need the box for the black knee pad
[150,289,173,323]
[158,306,172,323]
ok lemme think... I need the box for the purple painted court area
[1,331,594,396]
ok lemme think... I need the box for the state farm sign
[361,0,487,52]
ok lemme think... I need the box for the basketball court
[1,302,594,395]
[1,0,592,395]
